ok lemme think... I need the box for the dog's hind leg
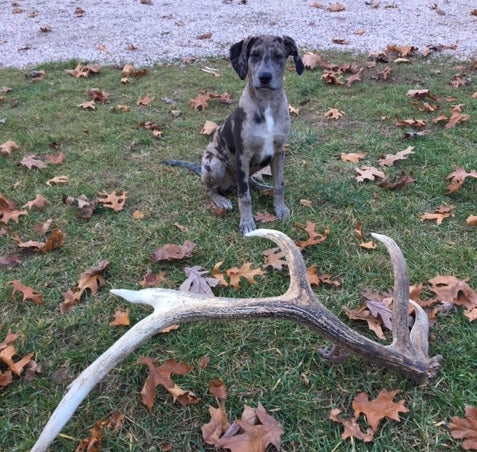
[201,148,234,210]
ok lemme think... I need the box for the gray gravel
[1,0,476,69]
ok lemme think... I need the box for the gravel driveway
[1,0,476,68]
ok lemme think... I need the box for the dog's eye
[272,52,284,61]
[250,51,261,60]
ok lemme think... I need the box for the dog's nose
[259,72,273,85]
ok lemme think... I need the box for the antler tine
[246,229,312,299]
[409,299,430,359]
[372,233,413,353]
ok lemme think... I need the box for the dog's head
[230,35,304,90]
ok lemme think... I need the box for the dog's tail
[163,159,201,176]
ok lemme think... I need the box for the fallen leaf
[302,53,323,70]
[330,408,374,442]
[378,171,416,190]
[97,190,127,212]
[20,155,47,170]
[295,221,330,249]
[9,280,43,305]
[23,194,50,210]
[45,152,65,165]
[202,403,230,446]
[394,118,427,128]
[254,210,277,223]
[214,403,284,451]
[88,88,109,103]
[449,406,477,450]
[341,151,366,163]
[378,146,415,167]
[180,266,218,296]
[446,166,477,194]
[262,247,287,271]
[226,263,264,290]
[352,389,409,431]
[110,309,130,327]
[0,255,22,267]
[420,205,455,224]
[137,95,154,106]
[466,215,477,227]
[46,175,69,186]
[77,260,110,296]
[140,357,198,411]
[208,378,227,399]
[307,265,340,287]
[151,240,196,262]
[201,120,219,135]
[355,166,385,182]
[139,269,166,287]
[199,356,211,369]
[0,140,19,156]
[324,108,345,120]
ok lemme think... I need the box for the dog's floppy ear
[282,36,304,75]
[230,36,256,80]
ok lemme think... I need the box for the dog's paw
[210,194,233,210]
[239,217,256,235]
[275,204,290,219]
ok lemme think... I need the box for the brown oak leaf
[355,166,385,183]
[262,247,287,271]
[378,146,415,167]
[179,266,218,296]
[140,357,198,411]
[352,389,409,432]
[97,190,127,212]
[20,155,47,170]
[23,194,50,210]
[9,280,43,305]
[109,309,130,327]
[0,140,19,156]
[151,240,196,262]
[295,221,330,249]
[449,406,477,450]
[226,263,264,290]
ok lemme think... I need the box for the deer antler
[32,229,441,451]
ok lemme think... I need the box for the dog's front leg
[270,148,290,219]
[236,154,256,234]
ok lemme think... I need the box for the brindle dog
[165,35,303,234]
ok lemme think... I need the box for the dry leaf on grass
[378,146,415,167]
[449,406,477,450]
[151,240,196,262]
[420,205,455,225]
[110,309,130,327]
[295,221,330,249]
[97,190,127,212]
[0,140,20,156]
[8,280,43,305]
[140,357,198,411]
[180,266,218,296]
[341,151,366,163]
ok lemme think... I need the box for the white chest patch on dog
[261,106,275,159]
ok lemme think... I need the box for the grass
[0,51,476,451]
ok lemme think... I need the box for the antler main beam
[32,229,441,451]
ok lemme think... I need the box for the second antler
[31,229,441,451]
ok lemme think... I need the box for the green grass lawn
[1,51,476,451]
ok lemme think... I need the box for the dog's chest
[250,106,284,160]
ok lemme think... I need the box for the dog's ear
[230,37,256,80]
[282,36,304,75]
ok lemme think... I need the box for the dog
[165,35,304,234]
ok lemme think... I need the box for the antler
[32,229,441,451]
